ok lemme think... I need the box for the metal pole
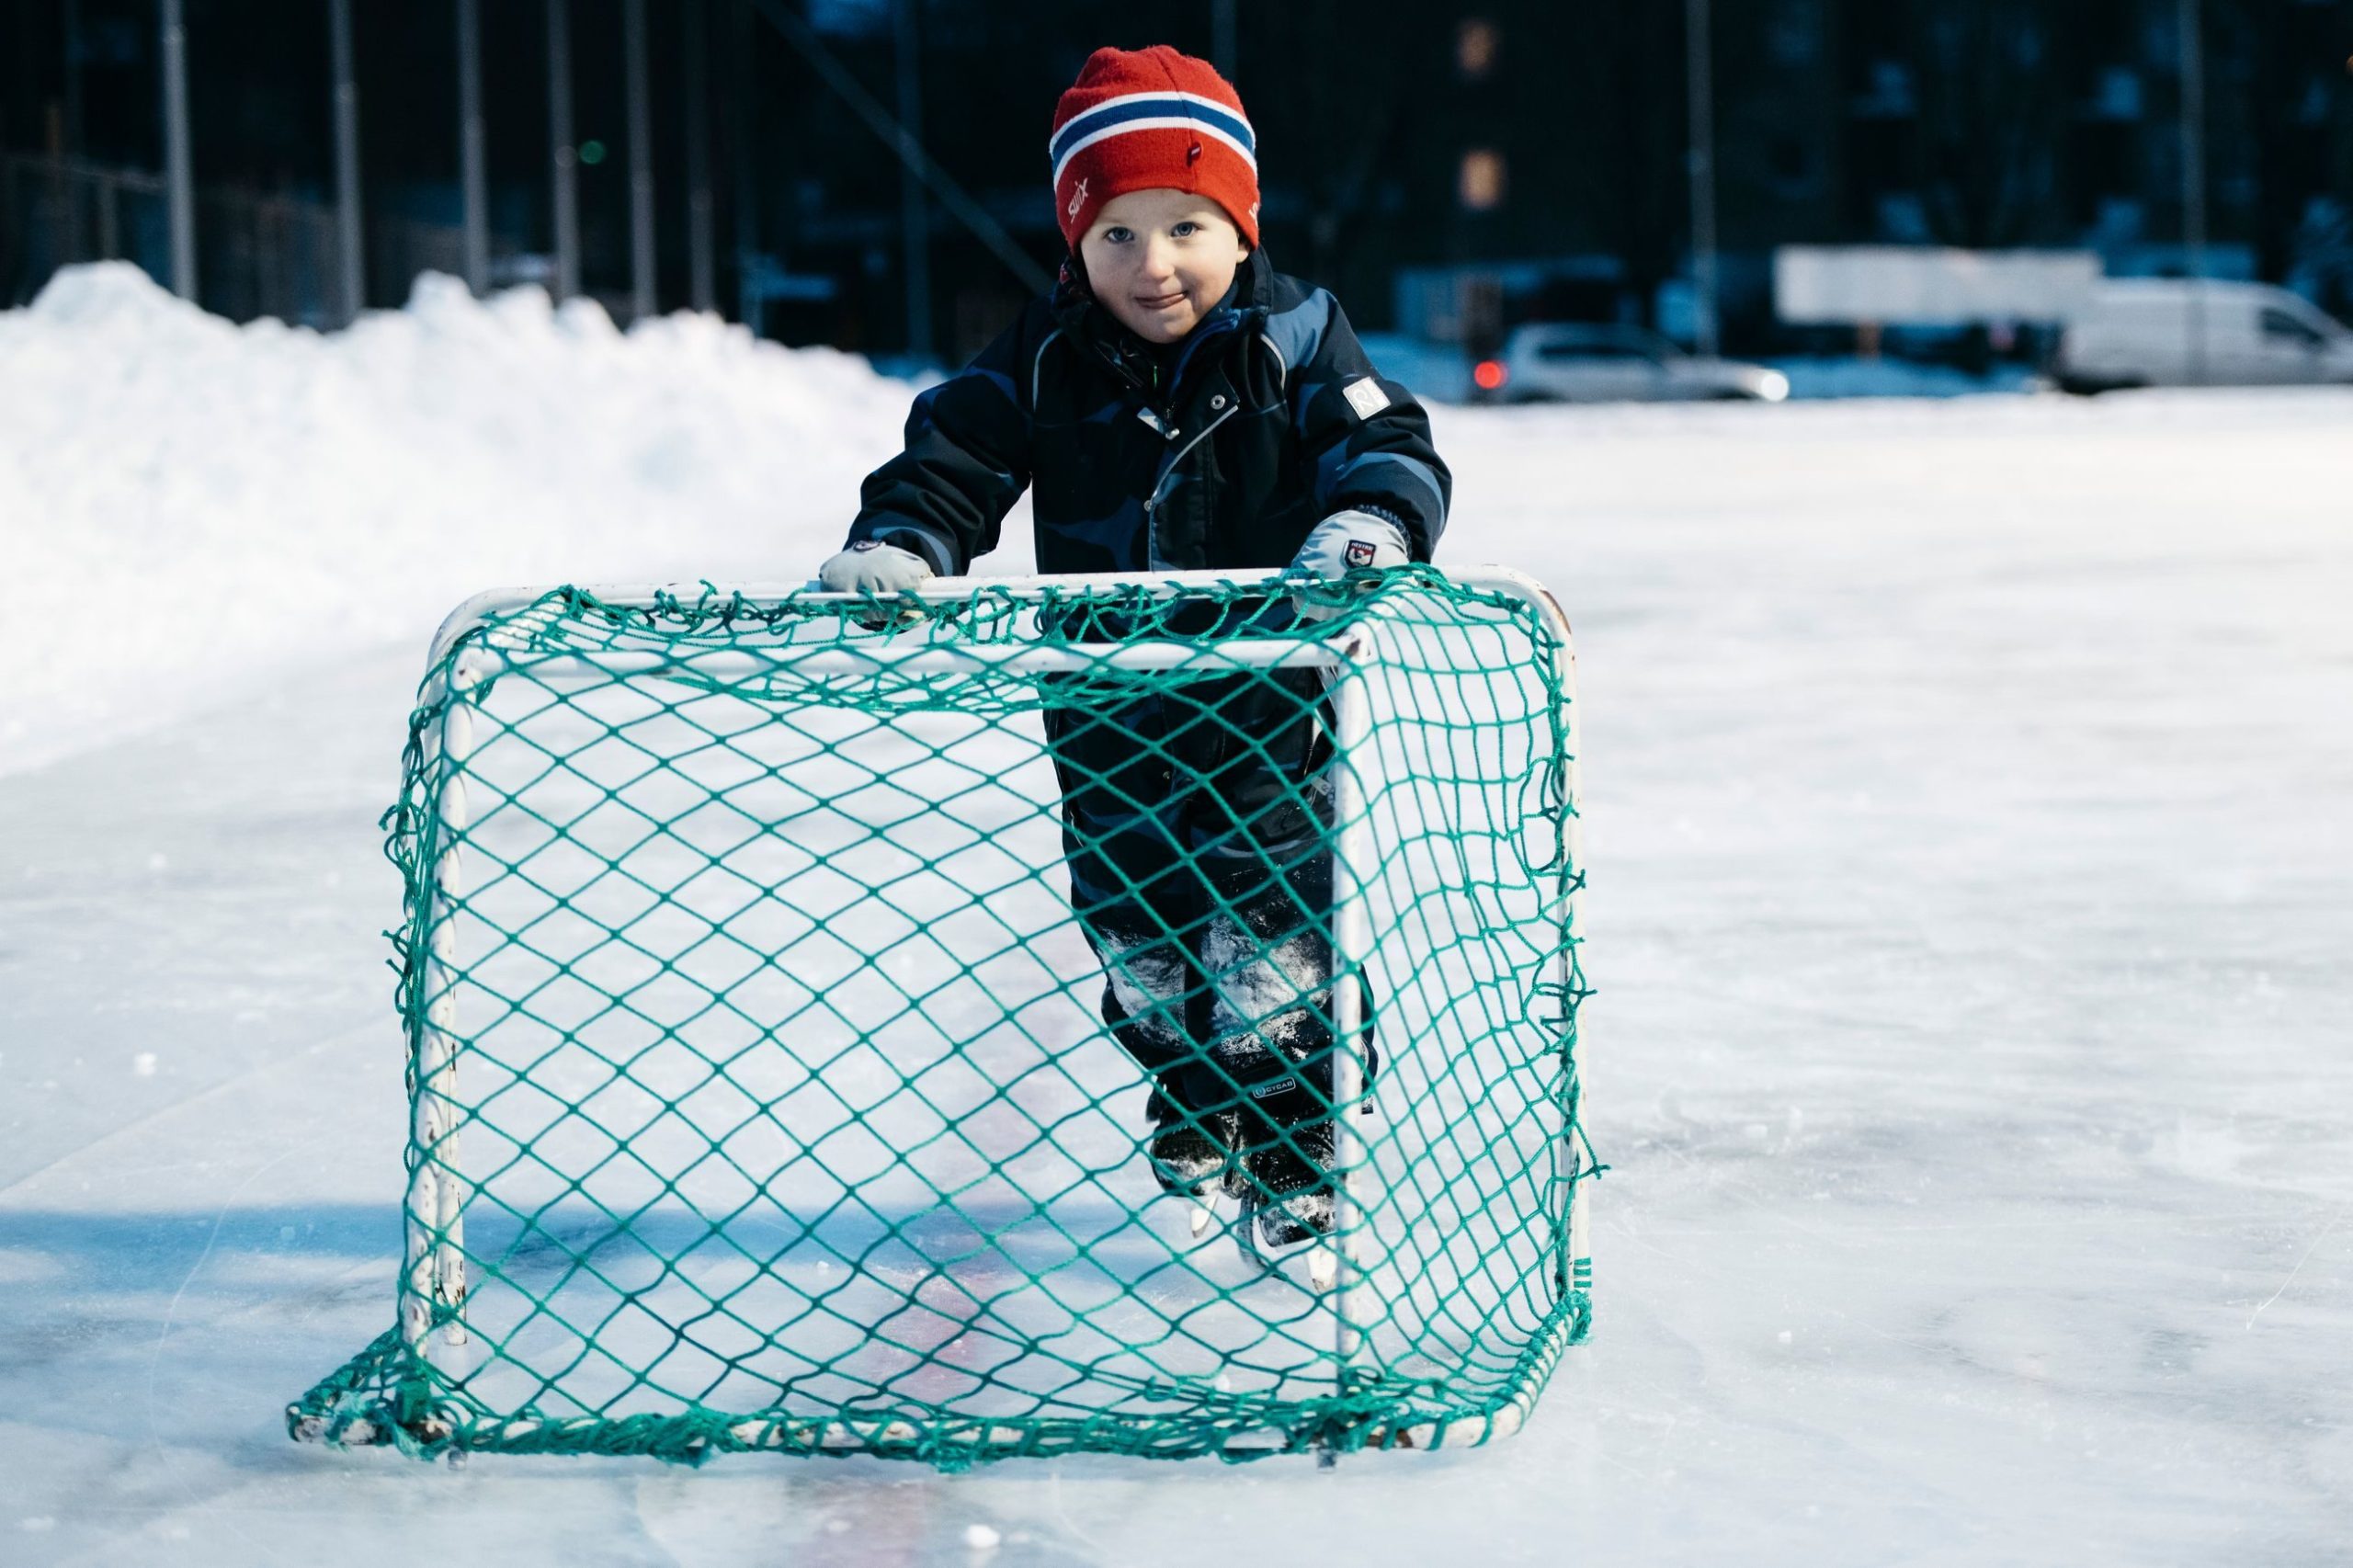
[63,0,85,259]
[457,0,489,294]
[45,101,70,276]
[1211,0,1237,80]
[547,0,580,302]
[1683,0,1720,357]
[625,0,656,321]
[63,0,86,152]
[731,0,760,334]
[160,0,196,300]
[2177,0,2208,384]
[892,0,931,359]
[684,0,715,313]
[97,170,119,258]
[330,0,365,324]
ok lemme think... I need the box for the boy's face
[1077,188,1250,346]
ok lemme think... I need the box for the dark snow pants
[1043,665,1373,1139]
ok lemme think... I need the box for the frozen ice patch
[0,1250,66,1286]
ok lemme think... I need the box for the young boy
[816,45,1449,1247]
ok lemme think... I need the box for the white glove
[1289,511,1410,620]
[817,539,934,595]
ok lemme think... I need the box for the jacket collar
[1051,247,1272,395]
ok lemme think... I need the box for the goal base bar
[287,1291,1590,1467]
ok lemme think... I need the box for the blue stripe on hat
[1048,94,1256,171]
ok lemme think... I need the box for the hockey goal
[289,565,1592,1464]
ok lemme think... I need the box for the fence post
[892,0,930,360]
[161,0,197,301]
[64,0,88,261]
[330,0,365,323]
[458,0,489,295]
[731,0,760,335]
[547,0,581,302]
[624,0,656,322]
[97,169,119,259]
[685,0,715,314]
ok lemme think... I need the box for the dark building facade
[5,0,2350,358]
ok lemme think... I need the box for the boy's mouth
[1135,290,1188,312]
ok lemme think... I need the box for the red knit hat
[1049,45,1259,253]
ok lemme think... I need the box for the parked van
[2057,280,2353,392]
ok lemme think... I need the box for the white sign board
[1775,246,2102,325]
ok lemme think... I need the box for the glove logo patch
[851,540,881,551]
[1346,540,1378,568]
[1342,376,1392,420]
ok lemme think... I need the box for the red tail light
[1473,359,1507,392]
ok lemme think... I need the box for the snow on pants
[1043,667,1373,1137]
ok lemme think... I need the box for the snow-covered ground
[0,263,920,777]
[4,266,2351,1565]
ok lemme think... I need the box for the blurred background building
[5,0,2351,373]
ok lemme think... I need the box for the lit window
[1458,19,1499,79]
[1460,150,1506,211]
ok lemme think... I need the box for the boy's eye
[1171,222,1199,238]
[1103,226,1133,244]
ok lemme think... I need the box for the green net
[289,567,1593,1467]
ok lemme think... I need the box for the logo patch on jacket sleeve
[1342,376,1392,420]
[1346,540,1378,568]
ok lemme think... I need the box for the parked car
[2056,279,2353,392]
[1472,324,1790,403]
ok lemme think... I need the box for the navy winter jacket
[844,247,1449,576]
[842,251,1442,1079]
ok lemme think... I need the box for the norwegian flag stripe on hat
[1048,46,1261,250]
[1048,94,1257,188]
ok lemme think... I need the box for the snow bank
[0,262,929,776]
[8,262,2350,780]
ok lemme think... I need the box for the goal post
[290,565,1594,1465]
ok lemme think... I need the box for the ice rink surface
[4,270,2350,1565]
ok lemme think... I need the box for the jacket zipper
[1142,401,1238,518]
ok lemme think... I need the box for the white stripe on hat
[1053,89,1253,146]
[1051,116,1257,192]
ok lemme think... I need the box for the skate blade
[1233,1191,1267,1270]
[1232,1189,1347,1283]
[1188,1198,1217,1239]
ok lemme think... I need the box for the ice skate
[1143,1088,1239,1199]
[1243,1120,1339,1250]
